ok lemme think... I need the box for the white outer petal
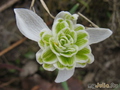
[85,28,112,45]
[14,8,50,42]
[55,69,74,83]
[36,49,43,64]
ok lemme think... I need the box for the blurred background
[0,0,120,90]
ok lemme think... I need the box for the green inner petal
[55,21,68,34]
[66,65,74,70]
[43,64,55,71]
[58,55,75,66]
[75,38,88,48]
[55,61,65,69]
[75,31,88,49]
[42,34,52,43]
[78,46,91,54]
[66,20,73,29]
[41,48,57,64]
[50,38,63,55]
[60,45,78,57]
[76,46,91,63]
[74,25,85,31]
[76,31,88,39]
[39,40,45,48]
[37,56,43,64]
[76,54,89,62]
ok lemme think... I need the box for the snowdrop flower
[14,8,112,83]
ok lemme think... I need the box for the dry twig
[0,37,27,56]
[0,0,19,12]
[40,0,54,19]
[78,12,99,28]
[30,0,36,12]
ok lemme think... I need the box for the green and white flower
[14,9,112,83]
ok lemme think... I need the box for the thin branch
[0,37,27,56]
[0,0,19,12]
[78,12,99,28]
[30,0,36,12]
[40,0,54,19]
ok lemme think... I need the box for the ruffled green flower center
[37,12,93,71]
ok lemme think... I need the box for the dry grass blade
[78,12,99,28]
[0,37,27,56]
[30,0,36,12]
[40,0,54,19]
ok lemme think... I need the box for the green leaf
[69,3,79,14]
[57,55,75,66]
[24,51,35,59]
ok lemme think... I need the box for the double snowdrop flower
[14,9,112,83]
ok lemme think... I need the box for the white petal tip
[86,28,113,44]
[14,8,50,42]
[55,69,74,83]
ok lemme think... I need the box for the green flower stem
[61,81,69,90]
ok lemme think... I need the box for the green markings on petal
[55,20,68,34]
[61,28,77,43]
[76,31,88,40]
[78,46,91,54]
[42,34,52,44]
[64,14,71,19]
[38,56,43,64]
[54,61,74,70]
[54,61,65,70]
[50,38,63,55]
[75,38,88,50]
[76,63,87,68]
[41,48,57,64]
[76,46,91,63]
[66,20,73,29]
[57,55,75,66]
[75,31,88,49]
[60,45,78,57]
[43,64,56,71]
[39,30,52,48]
[76,54,89,63]
[74,24,85,31]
